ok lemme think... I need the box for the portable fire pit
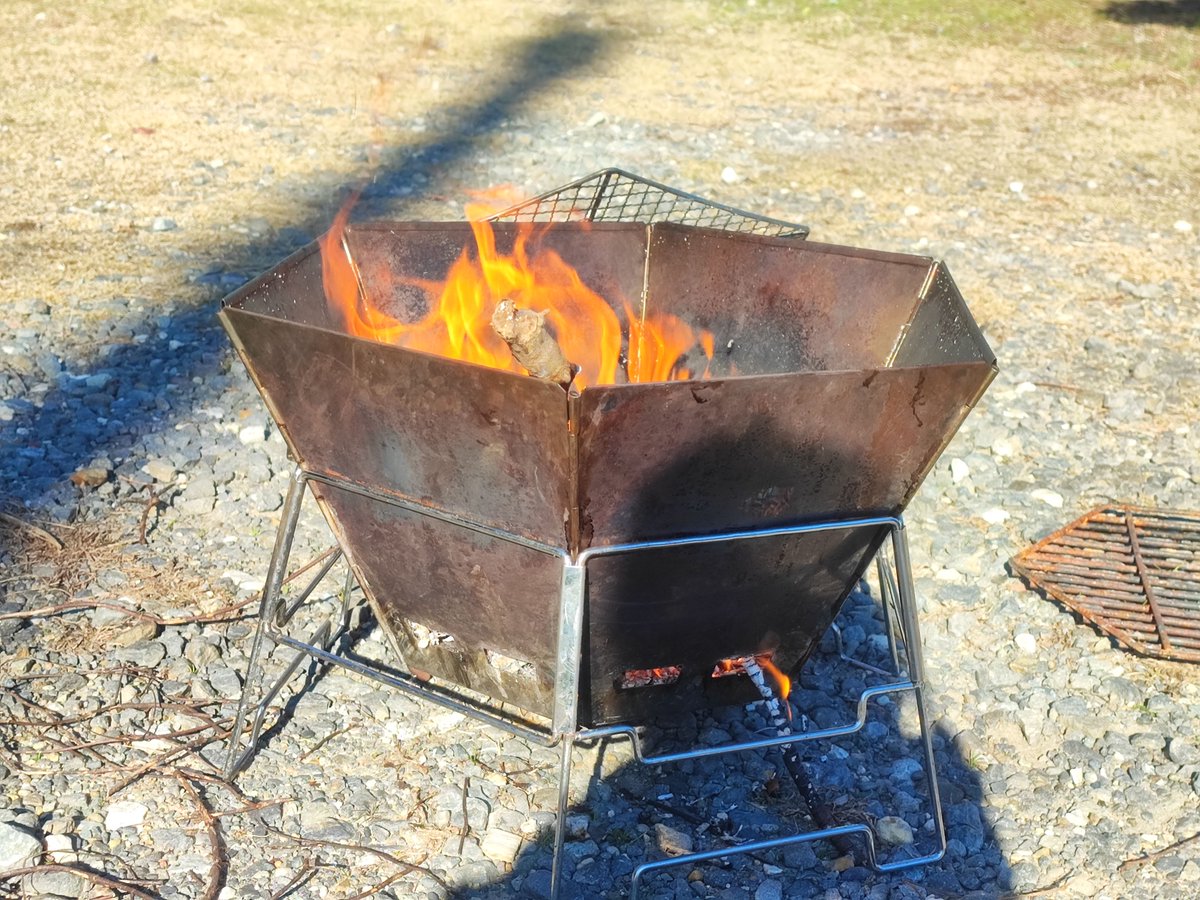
[220,170,996,896]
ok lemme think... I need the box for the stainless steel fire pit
[220,171,995,897]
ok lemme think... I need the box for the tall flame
[318,195,713,390]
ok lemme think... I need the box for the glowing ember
[619,666,683,689]
[711,653,792,720]
[318,195,714,390]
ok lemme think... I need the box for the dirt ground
[2,1,1196,314]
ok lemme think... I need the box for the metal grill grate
[488,167,809,238]
[1012,505,1200,662]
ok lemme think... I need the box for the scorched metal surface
[219,220,996,725]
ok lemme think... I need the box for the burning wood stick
[743,656,857,859]
[490,299,575,388]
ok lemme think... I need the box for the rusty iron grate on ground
[1012,505,1200,662]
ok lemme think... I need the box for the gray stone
[655,822,694,856]
[238,424,267,445]
[142,458,177,482]
[0,820,41,869]
[875,816,914,846]
[522,869,553,899]
[564,812,589,840]
[109,619,160,647]
[23,869,84,896]
[113,640,167,668]
[754,880,783,900]
[480,828,522,864]
[1167,738,1200,765]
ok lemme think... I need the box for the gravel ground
[2,2,1199,898]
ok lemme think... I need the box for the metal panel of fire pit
[221,221,995,726]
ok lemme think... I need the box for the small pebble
[104,801,148,831]
[1030,488,1064,508]
[876,815,915,846]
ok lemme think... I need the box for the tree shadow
[0,21,610,551]
[1100,0,1200,27]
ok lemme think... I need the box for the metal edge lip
[218,240,321,311]
[219,304,573,398]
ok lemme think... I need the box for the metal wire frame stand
[224,466,947,898]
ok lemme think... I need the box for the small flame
[711,654,792,722]
[318,193,714,389]
[756,654,792,722]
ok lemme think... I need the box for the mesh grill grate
[488,168,808,238]
[1012,505,1200,662]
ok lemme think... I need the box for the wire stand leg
[223,466,307,779]
[890,522,947,859]
[550,734,575,900]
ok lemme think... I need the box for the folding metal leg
[562,520,945,899]
[223,488,945,895]
[223,468,352,779]
[223,467,307,779]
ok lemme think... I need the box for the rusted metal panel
[575,363,995,548]
[582,525,888,724]
[221,307,573,546]
[644,224,934,377]
[1012,506,1200,662]
[310,480,561,716]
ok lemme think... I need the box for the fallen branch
[341,869,410,899]
[1118,830,1200,873]
[457,775,470,855]
[744,657,857,859]
[268,859,320,900]
[0,511,63,552]
[263,823,448,891]
[0,595,256,626]
[0,862,159,899]
[491,299,575,387]
[168,771,226,900]
[300,724,357,761]
[108,720,232,796]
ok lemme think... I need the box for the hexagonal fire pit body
[220,190,995,894]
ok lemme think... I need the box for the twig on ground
[129,481,178,544]
[1117,831,1200,873]
[214,796,291,819]
[0,863,158,899]
[263,823,448,890]
[107,720,232,796]
[268,858,319,900]
[340,869,409,899]
[165,770,226,900]
[300,724,357,761]
[0,511,64,552]
[0,596,256,626]
[458,775,470,855]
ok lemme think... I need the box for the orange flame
[318,194,714,389]
[756,654,792,721]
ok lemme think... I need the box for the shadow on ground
[0,21,608,546]
[1102,0,1200,27]
[438,627,1010,898]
